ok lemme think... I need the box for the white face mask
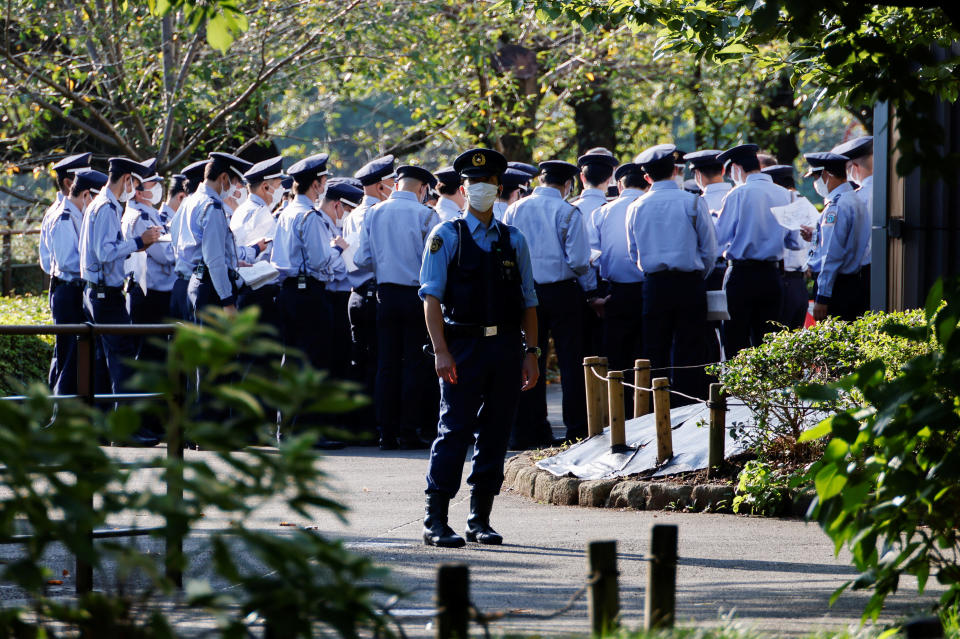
[673,174,684,189]
[814,176,830,199]
[846,165,859,185]
[233,184,248,205]
[731,165,745,187]
[146,183,163,206]
[118,178,135,203]
[268,185,283,209]
[464,182,499,212]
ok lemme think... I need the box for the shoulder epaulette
[140,211,150,221]
[60,212,71,221]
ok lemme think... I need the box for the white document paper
[232,211,276,248]
[156,233,172,243]
[237,261,279,290]
[343,231,362,272]
[770,197,821,231]
[124,251,148,295]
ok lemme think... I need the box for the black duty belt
[730,259,780,268]
[783,270,805,279]
[444,323,511,339]
[52,276,83,288]
[352,279,377,298]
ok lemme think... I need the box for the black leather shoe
[314,437,346,450]
[379,437,399,451]
[465,492,503,545]
[423,493,465,548]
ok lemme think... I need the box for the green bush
[0,294,52,395]
[798,278,960,620]
[707,310,934,458]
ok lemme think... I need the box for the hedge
[0,294,53,395]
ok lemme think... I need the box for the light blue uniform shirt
[502,186,593,286]
[317,210,350,292]
[354,190,440,287]
[80,188,142,287]
[435,197,462,224]
[271,194,338,283]
[48,198,83,282]
[815,183,870,301]
[177,184,239,302]
[806,183,849,274]
[342,194,380,288]
[590,188,645,283]
[38,192,66,275]
[122,200,176,292]
[856,175,873,267]
[492,201,509,222]
[715,173,802,261]
[625,180,717,277]
[159,203,177,229]
[574,188,609,226]
[419,211,538,309]
[701,182,732,218]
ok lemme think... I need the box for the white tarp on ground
[535,402,822,480]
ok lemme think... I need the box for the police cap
[614,163,644,181]
[244,156,285,184]
[434,166,462,188]
[683,179,702,195]
[634,144,678,171]
[52,152,92,177]
[538,160,579,183]
[72,169,108,194]
[832,135,873,161]
[281,176,293,191]
[209,152,253,181]
[761,164,795,181]
[683,149,724,170]
[803,151,847,177]
[501,168,531,191]
[354,155,396,186]
[577,148,618,168]
[181,160,208,190]
[326,180,364,207]
[396,164,437,188]
[107,157,143,178]
[717,144,760,167]
[287,153,329,184]
[508,161,539,177]
[454,148,508,179]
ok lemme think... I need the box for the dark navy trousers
[82,286,135,394]
[642,271,708,406]
[49,279,85,395]
[723,261,783,357]
[779,271,808,330]
[426,331,523,498]
[602,281,644,416]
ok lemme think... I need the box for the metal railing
[0,322,182,594]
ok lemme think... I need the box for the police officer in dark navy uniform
[420,148,540,548]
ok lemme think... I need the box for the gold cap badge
[471,153,486,167]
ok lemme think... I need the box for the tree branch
[156,29,204,167]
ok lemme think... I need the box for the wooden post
[607,372,627,453]
[165,371,185,589]
[2,214,11,296]
[653,377,672,464]
[436,563,469,639]
[596,357,609,428]
[707,384,726,478]
[587,540,619,637]
[644,524,678,631]
[633,359,651,418]
[583,356,602,437]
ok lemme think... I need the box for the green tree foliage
[508,0,960,175]
[798,278,960,619]
[0,308,393,636]
[0,294,51,395]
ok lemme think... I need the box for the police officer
[503,160,593,446]
[626,144,718,403]
[354,164,440,450]
[341,156,396,437]
[79,157,163,405]
[590,162,647,414]
[46,168,106,395]
[420,148,539,548]
[493,168,529,221]
[178,153,261,322]
[230,156,285,332]
[683,150,730,220]
[715,144,803,356]
[761,165,812,329]
[833,135,873,311]
[316,179,365,380]
[39,152,91,389]
[802,152,871,321]
[169,159,210,321]
[270,153,339,370]
[160,174,188,229]
[433,167,464,224]
[122,167,176,342]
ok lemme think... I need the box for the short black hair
[68,182,88,198]
[107,170,129,185]
[644,159,675,182]
[500,186,519,201]
[695,165,722,179]
[55,173,72,192]
[541,172,570,188]
[736,156,760,173]
[204,159,235,183]
[769,174,796,189]
[622,173,647,189]
[582,164,614,187]
[169,180,187,199]
[246,179,264,192]
[438,182,459,196]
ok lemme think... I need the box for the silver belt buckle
[483,325,498,337]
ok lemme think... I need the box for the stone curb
[504,455,807,515]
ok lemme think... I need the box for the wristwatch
[525,346,542,358]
